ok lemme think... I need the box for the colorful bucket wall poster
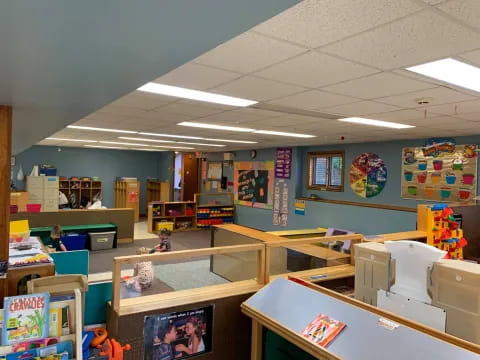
[349,153,387,198]
[234,161,274,209]
[401,141,477,202]
[295,200,305,215]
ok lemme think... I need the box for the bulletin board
[234,161,274,209]
[401,141,477,202]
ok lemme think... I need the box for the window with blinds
[307,151,345,191]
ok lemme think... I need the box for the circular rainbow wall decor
[349,152,387,198]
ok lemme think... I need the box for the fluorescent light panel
[137,83,257,107]
[100,141,150,147]
[118,137,175,143]
[67,125,137,134]
[152,145,195,149]
[253,130,315,138]
[406,58,480,93]
[178,122,254,132]
[84,145,124,150]
[139,132,256,144]
[339,117,415,129]
[178,122,316,138]
[176,142,225,147]
[47,138,97,143]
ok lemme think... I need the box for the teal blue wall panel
[12,146,173,211]
[204,135,480,234]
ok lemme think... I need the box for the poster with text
[273,179,288,226]
[401,141,477,202]
[144,305,213,360]
[234,161,274,209]
[275,147,292,179]
[349,153,387,198]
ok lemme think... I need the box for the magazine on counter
[2,293,50,345]
[301,313,346,347]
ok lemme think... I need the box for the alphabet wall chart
[234,161,274,209]
[401,139,477,203]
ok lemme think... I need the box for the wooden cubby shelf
[147,201,198,233]
[59,179,102,209]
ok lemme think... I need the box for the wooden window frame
[307,151,345,192]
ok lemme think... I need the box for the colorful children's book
[2,293,50,345]
[48,308,62,337]
[301,314,346,347]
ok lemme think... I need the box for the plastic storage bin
[89,231,116,250]
[61,233,88,251]
[155,221,174,232]
[40,166,57,176]
[26,204,42,212]
[9,205,18,214]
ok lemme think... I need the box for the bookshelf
[147,201,197,233]
[114,180,140,222]
[146,180,170,213]
[59,179,102,209]
[194,192,234,229]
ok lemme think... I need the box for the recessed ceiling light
[67,125,138,134]
[131,148,167,152]
[203,138,257,144]
[139,132,203,140]
[100,141,150,147]
[252,130,316,138]
[176,142,225,147]
[152,145,195,150]
[338,117,415,129]
[406,58,480,93]
[46,138,98,143]
[137,83,257,107]
[118,137,175,143]
[177,122,254,132]
[84,145,125,150]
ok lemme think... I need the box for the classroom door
[182,153,199,201]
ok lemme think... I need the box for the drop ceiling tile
[375,87,475,108]
[97,104,149,118]
[194,31,306,74]
[212,76,305,102]
[134,110,193,123]
[320,10,480,70]
[423,99,480,115]
[110,91,174,110]
[252,0,421,48]
[320,100,401,117]
[254,51,378,88]
[437,0,480,30]
[155,102,226,117]
[322,72,435,99]
[268,90,358,110]
[233,107,285,119]
[194,111,268,125]
[369,109,435,122]
[455,112,480,121]
[458,48,480,67]
[423,0,448,4]
[154,63,241,90]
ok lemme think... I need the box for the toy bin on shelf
[89,231,116,250]
[26,203,42,212]
[155,221,174,232]
[61,233,88,250]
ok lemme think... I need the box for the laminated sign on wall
[401,139,477,202]
[273,179,288,227]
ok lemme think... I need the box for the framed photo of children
[144,305,214,360]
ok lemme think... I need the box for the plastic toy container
[9,230,31,243]
[9,205,18,214]
[89,231,116,250]
[26,203,42,212]
[61,233,88,250]
[155,222,174,232]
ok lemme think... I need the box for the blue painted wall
[12,146,174,211]
[204,135,480,235]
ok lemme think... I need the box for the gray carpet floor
[89,230,211,273]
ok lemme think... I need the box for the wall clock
[250,150,257,159]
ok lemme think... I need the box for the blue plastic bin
[40,166,57,176]
[61,233,88,250]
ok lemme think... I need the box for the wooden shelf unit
[114,180,140,222]
[194,192,234,228]
[146,179,170,213]
[59,179,102,209]
[147,201,197,233]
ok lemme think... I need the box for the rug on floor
[153,259,228,290]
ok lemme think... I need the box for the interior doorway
[181,152,199,201]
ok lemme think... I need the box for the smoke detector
[415,97,432,105]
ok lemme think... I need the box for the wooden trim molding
[297,197,416,212]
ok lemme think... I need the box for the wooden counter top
[267,228,328,236]
[286,244,351,261]
[214,224,286,244]
[365,230,427,243]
